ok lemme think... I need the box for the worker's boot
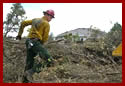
[22,76,29,83]
[23,69,35,83]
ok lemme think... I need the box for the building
[56,28,106,42]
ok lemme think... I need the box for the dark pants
[25,38,51,71]
[23,38,51,82]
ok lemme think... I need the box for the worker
[16,9,55,83]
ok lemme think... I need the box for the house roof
[57,28,106,39]
[57,28,91,37]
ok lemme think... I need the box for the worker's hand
[16,35,21,40]
[46,57,54,67]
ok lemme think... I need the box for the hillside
[3,37,122,83]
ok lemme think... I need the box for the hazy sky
[3,3,122,37]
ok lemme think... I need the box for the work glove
[46,57,54,67]
[16,35,21,40]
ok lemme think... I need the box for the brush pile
[3,37,122,83]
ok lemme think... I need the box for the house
[56,28,106,42]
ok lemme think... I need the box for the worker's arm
[18,20,32,37]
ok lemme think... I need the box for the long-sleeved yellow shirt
[18,16,50,44]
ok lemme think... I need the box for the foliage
[64,33,73,41]
[3,3,27,37]
[72,33,80,42]
[90,28,101,39]
[110,22,122,32]
[64,33,81,42]
[104,22,122,50]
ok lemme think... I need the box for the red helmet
[43,9,55,18]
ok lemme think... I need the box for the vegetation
[90,28,101,38]
[105,22,122,48]
[3,3,27,37]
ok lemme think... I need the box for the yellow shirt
[18,16,50,43]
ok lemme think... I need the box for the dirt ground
[3,38,122,83]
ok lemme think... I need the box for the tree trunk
[4,31,9,37]
[4,28,11,37]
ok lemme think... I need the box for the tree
[72,33,80,42]
[110,22,122,32]
[105,22,122,47]
[3,3,27,37]
[103,22,122,55]
[90,28,101,40]
[64,33,73,42]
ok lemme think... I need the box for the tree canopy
[3,3,27,37]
